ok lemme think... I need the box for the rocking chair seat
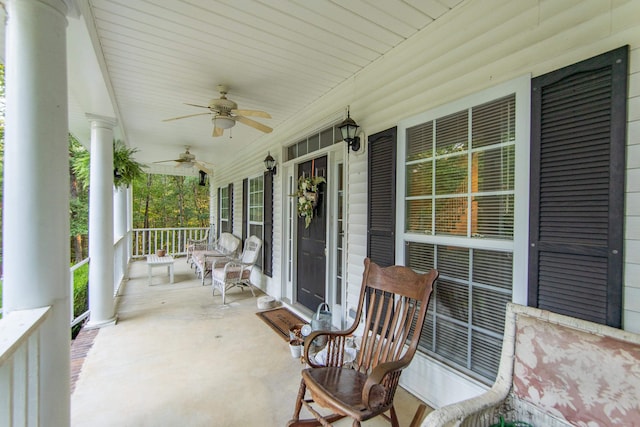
[301,367,383,422]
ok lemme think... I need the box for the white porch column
[114,185,128,279]
[86,114,117,327]
[3,0,71,424]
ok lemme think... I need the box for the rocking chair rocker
[288,258,438,427]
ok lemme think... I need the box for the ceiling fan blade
[212,126,223,137]
[235,115,273,133]
[153,159,180,164]
[195,160,213,174]
[184,103,210,109]
[162,112,210,122]
[175,160,194,168]
[232,109,271,119]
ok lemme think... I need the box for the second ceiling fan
[163,85,272,137]
[153,147,213,174]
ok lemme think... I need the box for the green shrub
[71,263,89,338]
[0,267,88,329]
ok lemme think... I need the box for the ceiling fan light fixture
[214,115,235,129]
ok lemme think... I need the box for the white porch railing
[131,227,209,258]
[0,227,210,423]
[114,234,128,295]
[0,306,51,425]
[67,227,209,328]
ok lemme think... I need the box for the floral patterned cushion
[513,315,640,426]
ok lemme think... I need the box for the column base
[85,315,118,329]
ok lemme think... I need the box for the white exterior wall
[626,36,640,333]
[212,0,640,406]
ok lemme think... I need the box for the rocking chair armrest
[302,329,352,368]
[362,360,408,409]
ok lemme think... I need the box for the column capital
[86,113,117,129]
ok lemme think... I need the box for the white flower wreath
[292,175,326,228]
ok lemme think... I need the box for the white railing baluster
[27,330,39,426]
[130,227,208,259]
[0,307,50,427]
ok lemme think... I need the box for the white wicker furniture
[190,232,241,286]
[423,303,640,427]
[212,235,262,305]
[185,229,210,265]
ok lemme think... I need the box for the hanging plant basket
[291,175,325,228]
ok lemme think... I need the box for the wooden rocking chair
[288,258,438,427]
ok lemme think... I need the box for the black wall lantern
[264,152,277,175]
[198,170,208,186]
[338,107,361,152]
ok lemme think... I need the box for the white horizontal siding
[209,141,281,292]
[210,0,640,406]
[626,45,640,334]
[345,144,368,316]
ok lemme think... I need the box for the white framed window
[398,76,530,384]
[219,186,230,233]
[248,175,264,267]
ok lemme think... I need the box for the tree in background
[69,135,89,263]
[132,173,209,229]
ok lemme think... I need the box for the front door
[296,156,327,311]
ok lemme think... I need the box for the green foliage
[70,197,89,236]
[132,173,210,228]
[72,139,147,190]
[71,263,89,338]
[113,141,147,188]
[73,263,89,317]
[69,135,89,238]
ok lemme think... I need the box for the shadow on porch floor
[71,259,431,426]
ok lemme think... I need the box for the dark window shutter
[529,46,627,327]
[263,171,274,277]
[228,183,234,234]
[367,127,397,267]
[217,186,222,239]
[242,178,248,245]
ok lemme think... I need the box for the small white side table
[146,255,175,285]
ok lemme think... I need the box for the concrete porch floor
[71,259,431,426]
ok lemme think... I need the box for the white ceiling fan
[153,147,213,174]
[162,84,272,137]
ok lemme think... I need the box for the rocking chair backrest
[353,258,438,374]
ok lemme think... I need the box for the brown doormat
[256,307,306,341]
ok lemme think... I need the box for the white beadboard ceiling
[66,0,464,174]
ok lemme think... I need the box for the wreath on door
[293,175,326,228]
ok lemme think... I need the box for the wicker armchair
[185,229,210,266]
[211,235,262,305]
[190,233,241,285]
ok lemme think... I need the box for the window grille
[404,94,516,383]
